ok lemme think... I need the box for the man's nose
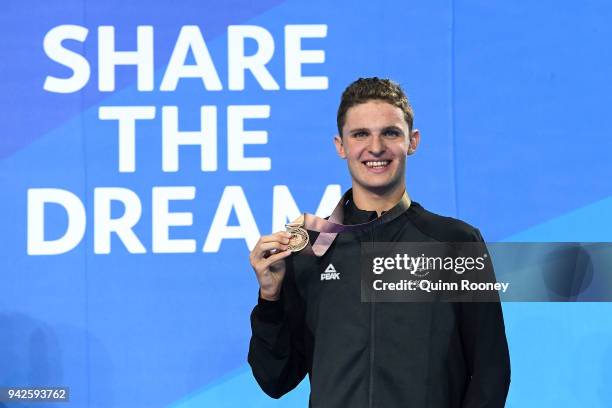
[368,134,385,155]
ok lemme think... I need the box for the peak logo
[321,264,340,280]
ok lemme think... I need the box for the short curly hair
[337,77,414,136]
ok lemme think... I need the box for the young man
[248,78,510,407]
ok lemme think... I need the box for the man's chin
[348,168,404,194]
[354,179,402,195]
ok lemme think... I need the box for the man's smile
[362,159,392,173]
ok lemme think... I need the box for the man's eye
[353,132,368,138]
[383,130,400,137]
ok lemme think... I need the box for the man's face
[334,100,419,194]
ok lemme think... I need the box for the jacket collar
[342,188,409,225]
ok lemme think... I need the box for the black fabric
[248,198,511,408]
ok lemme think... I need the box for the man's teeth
[365,160,390,168]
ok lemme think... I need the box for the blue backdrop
[1,1,612,407]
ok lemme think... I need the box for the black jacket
[248,198,511,407]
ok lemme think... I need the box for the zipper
[368,225,375,408]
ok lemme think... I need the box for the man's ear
[334,134,346,158]
[407,129,420,155]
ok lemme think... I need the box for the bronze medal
[286,223,309,252]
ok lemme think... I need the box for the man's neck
[351,183,406,216]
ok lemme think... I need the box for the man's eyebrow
[348,127,370,134]
[381,125,405,134]
[348,125,405,135]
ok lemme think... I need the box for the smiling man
[333,96,418,215]
[248,77,511,407]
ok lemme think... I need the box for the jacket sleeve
[247,258,308,399]
[460,228,511,408]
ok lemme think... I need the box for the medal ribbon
[288,188,411,257]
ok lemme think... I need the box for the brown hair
[337,77,414,136]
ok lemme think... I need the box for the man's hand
[250,231,293,301]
